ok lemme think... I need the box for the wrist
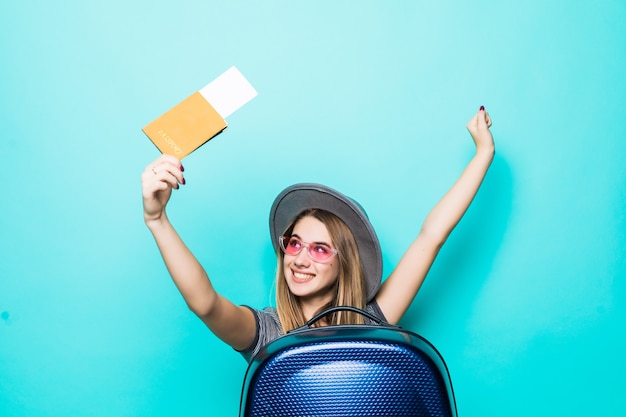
[475,142,495,159]
[144,212,169,231]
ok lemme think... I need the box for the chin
[286,282,313,298]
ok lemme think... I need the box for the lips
[291,270,315,283]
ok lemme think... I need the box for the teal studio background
[1,0,625,415]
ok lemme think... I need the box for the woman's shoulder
[238,306,284,362]
[365,299,388,323]
[259,306,278,317]
[247,306,282,333]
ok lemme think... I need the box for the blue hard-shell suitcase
[240,306,457,417]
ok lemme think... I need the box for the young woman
[141,106,494,361]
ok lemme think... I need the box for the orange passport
[142,66,257,159]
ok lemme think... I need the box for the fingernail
[180,164,185,172]
[182,177,186,185]
[479,105,485,111]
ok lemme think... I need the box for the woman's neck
[300,296,333,323]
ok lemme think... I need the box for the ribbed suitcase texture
[240,321,456,417]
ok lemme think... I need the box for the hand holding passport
[142,66,258,159]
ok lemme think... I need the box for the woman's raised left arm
[376,107,495,324]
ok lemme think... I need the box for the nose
[293,245,311,266]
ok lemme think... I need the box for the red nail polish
[479,105,485,111]
[180,165,185,172]
[182,177,186,185]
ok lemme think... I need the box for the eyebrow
[290,234,332,246]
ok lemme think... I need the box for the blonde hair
[276,209,367,332]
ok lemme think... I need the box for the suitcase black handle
[290,306,389,333]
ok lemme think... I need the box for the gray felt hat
[269,183,382,302]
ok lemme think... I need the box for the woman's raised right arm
[142,154,256,350]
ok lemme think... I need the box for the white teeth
[293,272,314,280]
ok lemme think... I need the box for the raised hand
[141,154,186,223]
[466,106,494,153]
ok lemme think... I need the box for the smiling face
[275,208,367,331]
[282,215,340,307]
